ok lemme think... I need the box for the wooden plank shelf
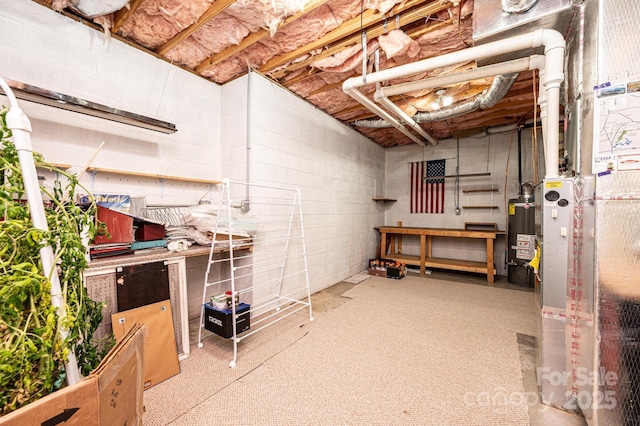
[423,172,490,180]
[465,222,498,231]
[372,198,397,202]
[384,253,496,276]
[462,188,499,194]
[36,162,72,170]
[86,167,221,185]
[462,205,500,209]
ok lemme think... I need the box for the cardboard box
[112,300,180,390]
[368,268,387,277]
[0,323,146,426]
[368,258,406,279]
[204,303,251,338]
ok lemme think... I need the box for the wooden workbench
[378,226,503,283]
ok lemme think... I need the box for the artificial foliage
[0,106,110,415]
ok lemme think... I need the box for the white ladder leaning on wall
[196,178,314,368]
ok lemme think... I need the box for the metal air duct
[353,72,519,127]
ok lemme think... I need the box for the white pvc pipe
[378,97,438,145]
[0,78,81,384]
[538,67,548,165]
[542,41,565,178]
[348,88,426,146]
[376,56,537,99]
[372,57,537,147]
[343,29,565,176]
[343,29,564,91]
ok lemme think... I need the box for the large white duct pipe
[0,78,81,384]
[343,28,565,177]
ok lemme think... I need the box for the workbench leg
[376,235,391,259]
[380,233,387,257]
[486,238,495,284]
[420,235,426,275]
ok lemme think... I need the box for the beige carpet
[142,275,536,425]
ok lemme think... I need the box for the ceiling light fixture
[0,79,177,134]
[431,89,453,111]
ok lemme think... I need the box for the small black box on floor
[203,302,251,338]
[386,265,407,279]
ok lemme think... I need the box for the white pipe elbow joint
[529,55,545,72]
[542,29,566,53]
[373,88,385,102]
[342,79,358,93]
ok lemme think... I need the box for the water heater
[507,183,536,287]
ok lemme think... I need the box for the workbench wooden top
[377,226,504,238]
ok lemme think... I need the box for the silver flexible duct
[353,73,519,128]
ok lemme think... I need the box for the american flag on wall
[410,159,446,213]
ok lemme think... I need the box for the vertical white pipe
[244,68,252,212]
[538,68,548,162]
[542,40,565,179]
[0,78,81,384]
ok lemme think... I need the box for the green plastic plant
[0,106,111,415]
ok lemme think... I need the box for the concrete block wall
[220,73,386,294]
[384,129,541,275]
[0,1,222,207]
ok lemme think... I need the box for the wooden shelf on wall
[372,198,397,202]
[464,222,498,231]
[86,167,221,185]
[36,162,72,170]
[462,188,499,194]
[462,205,500,210]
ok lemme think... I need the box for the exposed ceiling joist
[196,0,330,73]
[112,0,143,33]
[157,0,236,55]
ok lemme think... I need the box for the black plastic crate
[387,265,407,279]
[204,302,251,338]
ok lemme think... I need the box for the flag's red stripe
[420,161,428,213]
[412,162,417,213]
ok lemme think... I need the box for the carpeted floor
[142,274,539,425]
